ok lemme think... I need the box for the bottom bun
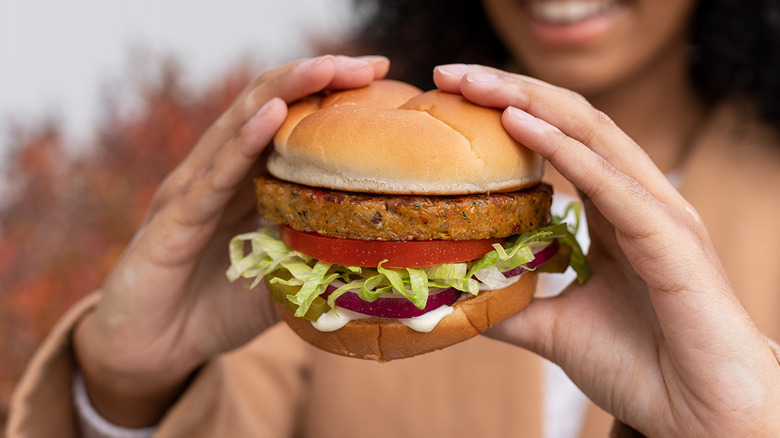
[277,272,537,362]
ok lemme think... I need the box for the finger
[435,63,564,97]
[248,54,390,94]
[435,64,682,205]
[503,105,683,246]
[483,273,666,428]
[226,55,389,141]
[502,105,727,298]
[156,55,389,207]
[501,105,750,340]
[437,65,724,291]
[189,98,287,222]
[235,55,388,121]
[326,55,390,89]
[145,98,287,267]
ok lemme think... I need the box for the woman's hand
[73,55,390,427]
[434,64,780,437]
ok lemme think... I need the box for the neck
[585,45,706,174]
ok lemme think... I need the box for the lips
[525,0,621,25]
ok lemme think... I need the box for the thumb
[483,273,638,367]
[483,291,562,361]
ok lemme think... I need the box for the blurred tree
[0,56,253,429]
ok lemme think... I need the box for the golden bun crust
[269,80,544,195]
[278,272,537,362]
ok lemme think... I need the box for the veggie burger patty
[255,175,553,241]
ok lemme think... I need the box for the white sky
[0,0,354,156]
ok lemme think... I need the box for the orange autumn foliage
[0,58,254,429]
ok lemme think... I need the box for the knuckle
[579,107,619,149]
[149,173,183,212]
[583,158,622,200]
[671,200,710,242]
[251,63,290,87]
[548,82,590,107]
[211,109,236,134]
[541,130,567,161]
[543,122,569,145]
[232,118,253,145]
[150,164,209,214]
[592,108,616,130]
[536,123,570,160]
[563,88,589,106]
[208,165,234,195]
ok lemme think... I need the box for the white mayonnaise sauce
[398,305,454,332]
[310,273,522,333]
[311,304,454,333]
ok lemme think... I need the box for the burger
[227,79,588,362]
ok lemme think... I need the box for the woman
[7,0,780,437]
[351,2,780,433]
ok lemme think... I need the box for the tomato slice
[280,226,504,268]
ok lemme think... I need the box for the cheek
[484,0,698,96]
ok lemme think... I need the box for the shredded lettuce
[227,207,590,317]
[553,202,591,285]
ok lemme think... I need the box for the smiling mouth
[525,0,621,25]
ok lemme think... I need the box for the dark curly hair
[346,0,780,129]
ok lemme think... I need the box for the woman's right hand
[434,63,780,437]
[72,55,390,428]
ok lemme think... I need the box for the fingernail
[339,56,374,70]
[298,55,333,70]
[435,63,469,77]
[253,97,283,121]
[465,73,499,83]
[506,106,535,121]
[356,55,388,65]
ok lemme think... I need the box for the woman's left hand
[433,63,780,437]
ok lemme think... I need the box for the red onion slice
[322,285,461,319]
[322,240,560,319]
[502,240,560,279]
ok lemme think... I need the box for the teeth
[528,0,618,25]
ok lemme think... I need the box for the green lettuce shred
[228,207,590,317]
[553,202,591,285]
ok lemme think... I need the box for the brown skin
[442,0,778,435]
[71,0,780,433]
[481,0,706,177]
[72,55,392,427]
[433,63,780,438]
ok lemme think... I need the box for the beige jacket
[7,103,780,438]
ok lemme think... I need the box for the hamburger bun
[229,78,569,362]
[277,272,537,362]
[269,80,545,195]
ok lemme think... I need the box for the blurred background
[0,0,354,429]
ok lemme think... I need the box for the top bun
[269,80,544,195]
